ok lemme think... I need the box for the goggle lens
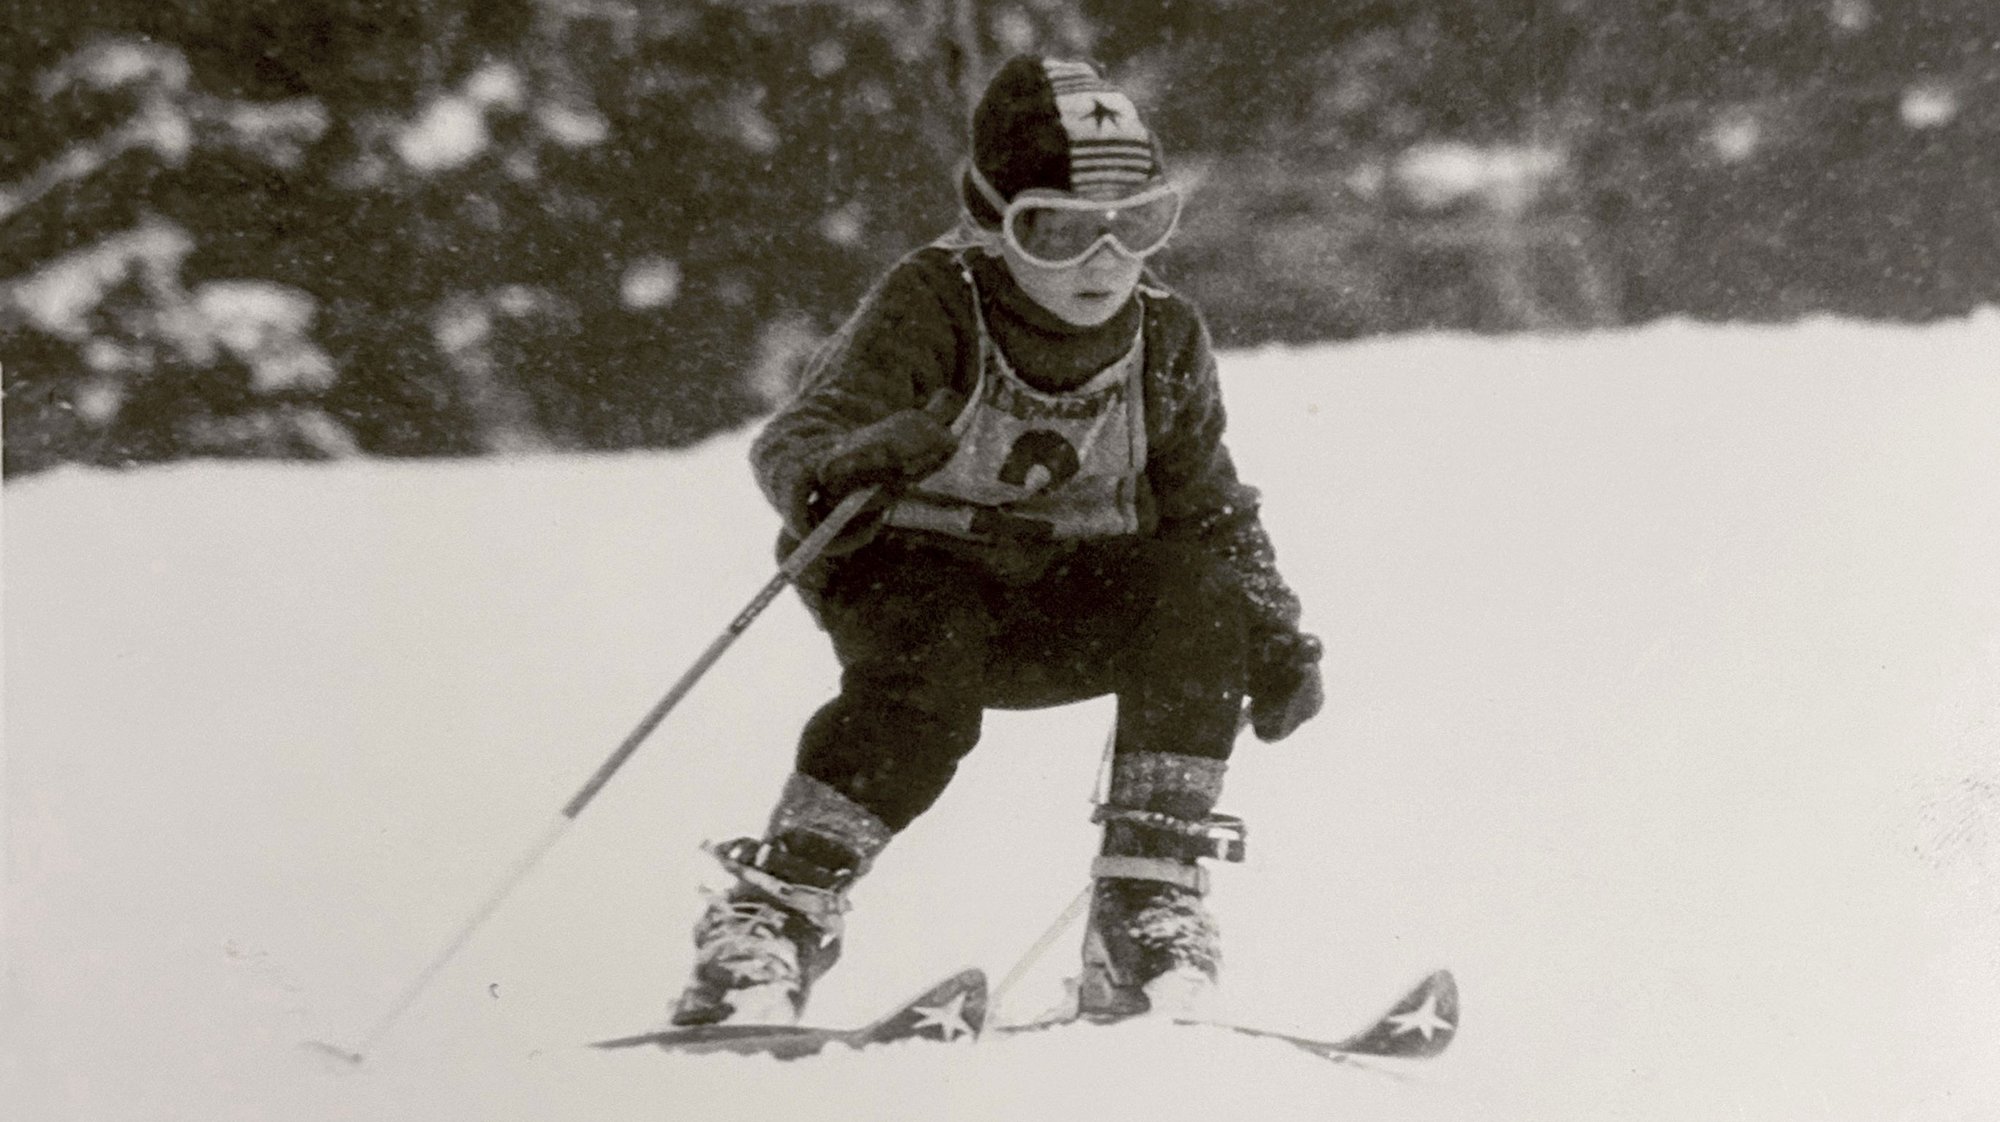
[1005,191,1181,267]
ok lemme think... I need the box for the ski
[992,968,1457,1064]
[592,968,987,1060]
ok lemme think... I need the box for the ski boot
[1078,752,1245,1021]
[669,773,891,1027]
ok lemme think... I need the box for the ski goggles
[967,164,1183,269]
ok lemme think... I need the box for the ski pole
[563,486,882,818]
[309,486,884,1066]
[989,719,1119,1023]
[989,883,1091,1023]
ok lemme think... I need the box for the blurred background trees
[4,0,1995,476]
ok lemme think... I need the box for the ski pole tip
[301,1039,367,1068]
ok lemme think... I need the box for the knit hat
[961,56,1167,227]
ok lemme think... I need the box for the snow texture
[7,314,2000,1121]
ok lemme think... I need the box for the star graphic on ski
[1385,991,1454,1041]
[1085,99,1122,129]
[907,991,975,1042]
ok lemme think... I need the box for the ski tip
[588,968,990,1057]
[854,967,988,1046]
[1336,967,1459,1059]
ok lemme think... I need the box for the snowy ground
[7,314,1999,1122]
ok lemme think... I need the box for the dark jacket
[751,244,1305,647]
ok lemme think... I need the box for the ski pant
[794,532,1250,834]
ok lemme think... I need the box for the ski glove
[1247,631,1325,743]
[778,390,967,541]
[816,392,965,500]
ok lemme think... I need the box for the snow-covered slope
[7,314,1999,1122]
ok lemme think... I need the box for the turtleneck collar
[967,253,1143,395]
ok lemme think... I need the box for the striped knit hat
[962,56,1167,227]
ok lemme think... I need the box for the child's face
[999,240,1146,327]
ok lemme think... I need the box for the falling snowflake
[620,258,681,310]
[1900,84,1959,129]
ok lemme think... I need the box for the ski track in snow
[7,314,2000,1122]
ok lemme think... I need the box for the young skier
[671,55,1324,1027]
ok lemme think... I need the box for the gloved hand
[1247,630,1324,743]
[776,389,966,541]
[816,397,962,500]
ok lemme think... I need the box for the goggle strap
[967,161,1179,221]
[964,162,1014,218]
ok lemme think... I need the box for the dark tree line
[4,0,1995,476]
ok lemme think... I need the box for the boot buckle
[1091,807,1247,863]
[706,839,851,933]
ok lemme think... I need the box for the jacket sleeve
[750,252,969,521]
[1144,307,1306,646]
